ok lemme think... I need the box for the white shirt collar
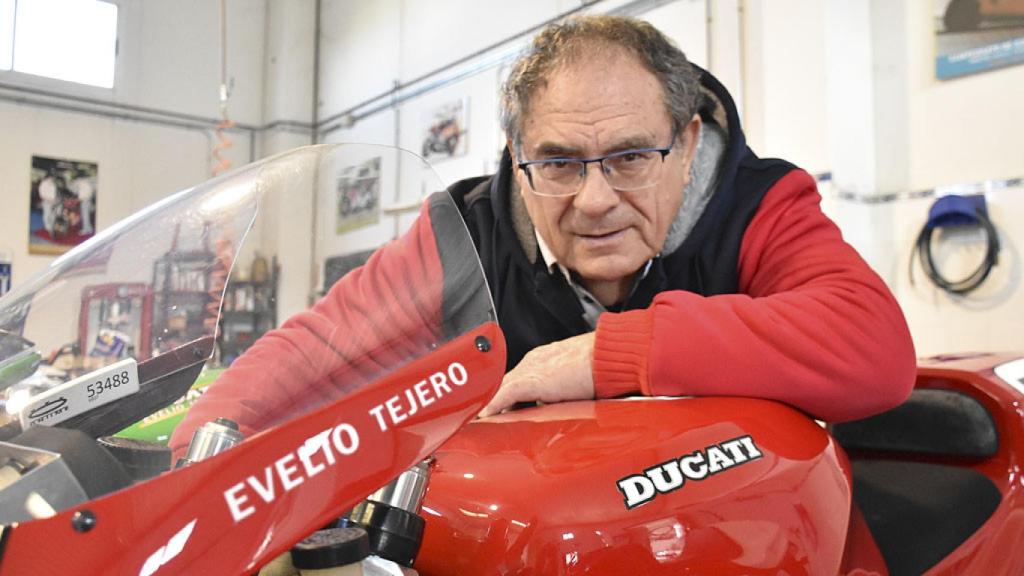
[534,230,653,328]
[535,229,570,282]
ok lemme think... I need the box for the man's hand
[478,332,596,417]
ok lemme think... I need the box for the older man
[173,16,914,452]
[470,16,915,418]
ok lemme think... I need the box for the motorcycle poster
[28,155,98,255]
[419,97,468,162]
[336,156,382,234]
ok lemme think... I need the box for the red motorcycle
[0,145,1020,575]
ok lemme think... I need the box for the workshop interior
[0,1,1023,574]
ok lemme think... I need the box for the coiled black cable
[912,206,1000,295]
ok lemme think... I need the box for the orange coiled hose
[212,117,235,176]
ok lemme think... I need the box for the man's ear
[507,137,528,195]
[679,114,703,176]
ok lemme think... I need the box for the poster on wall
[29,155,98,255]
[935,0,1024,80]
[420,98,469,162]
[335,156,381,234]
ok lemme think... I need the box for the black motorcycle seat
[832,388,998,458]
[851,459,1000,576]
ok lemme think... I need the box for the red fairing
[0,324,506,576]
[416,397,852,575]
[593,169,916,422]
[170,200,446,455]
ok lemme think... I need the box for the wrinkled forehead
[519,54,670,150]
[517,43,668,135]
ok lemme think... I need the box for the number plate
[20,358,141,429]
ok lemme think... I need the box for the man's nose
[572,164,619,215]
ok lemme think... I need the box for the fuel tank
[416,397,852,575]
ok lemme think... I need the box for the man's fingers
[478,333,595,418]
[479,388,511,418]
[480,383,517,417]
[479,373,534,417]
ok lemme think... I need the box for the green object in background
[0,349,41,390]
[116,367,224,445]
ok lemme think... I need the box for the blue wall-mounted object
[925,194,989,229]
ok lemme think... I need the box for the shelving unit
[150,250,217,358]
[217,258,278,365]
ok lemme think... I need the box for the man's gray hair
[500,15,701,152]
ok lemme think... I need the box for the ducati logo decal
[616,435,763,509]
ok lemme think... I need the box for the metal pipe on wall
[312,0,322,145]
[0,82,315,138]
[705,0,713,73]
[309,0,323,307]
[0,81,260,131]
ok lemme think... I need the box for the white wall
[254,0,316,319]
[812,0,1024,356]
[743,0,829,174]
[117,0,266,125]
[0,0,265,288]
[904,1,1024,190]
[891,185,1023,357]
[891,0,1024,355]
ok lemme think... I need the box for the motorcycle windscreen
[0,158,258,442]
[164,145,498,457]
[0,145,501,535]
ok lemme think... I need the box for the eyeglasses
[516,130,678,197]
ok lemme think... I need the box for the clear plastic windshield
[0,145,496,525]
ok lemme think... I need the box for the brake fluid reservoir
[291,527,371,576]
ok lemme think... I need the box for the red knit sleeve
[170,203,444,453]
[593,170,916,422]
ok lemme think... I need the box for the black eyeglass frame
[515,128,680,196]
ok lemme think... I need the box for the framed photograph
[420,97,469,162]
[79,283,153,361]
[335,156,381,234]
[935,0,1024,80]
[29,155,98,255]
[322,249,375,295]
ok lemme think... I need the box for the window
[3,0,118,88]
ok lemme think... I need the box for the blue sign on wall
[935,0,1024,80]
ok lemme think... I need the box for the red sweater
[593,170,916,422]
[173,170,915,453]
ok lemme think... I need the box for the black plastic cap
[346,500,425,567]
[213,417,239,430]
[291,527,370,570]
